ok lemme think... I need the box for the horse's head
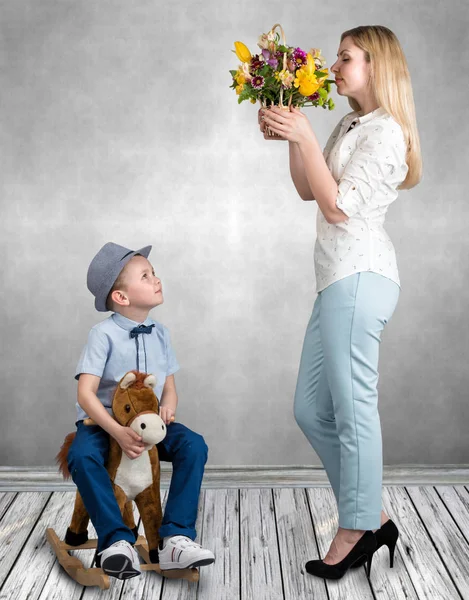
[113,371,167,448]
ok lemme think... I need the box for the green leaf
[236,84,256,104]
[318,87,328,99]
[229,70,238,77]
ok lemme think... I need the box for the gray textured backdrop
[1,0,468,467]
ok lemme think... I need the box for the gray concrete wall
[1,0,468,466]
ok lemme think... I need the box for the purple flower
[307,92,320,102]
[293,47,307,67]
[251,75,265,89]
[261,49,279,69]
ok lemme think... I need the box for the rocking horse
[46,370,199,589]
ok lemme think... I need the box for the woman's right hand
[114,425,145,460]
[258,107,286,141]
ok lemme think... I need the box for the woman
[260,25,422,580]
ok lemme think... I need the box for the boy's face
[117,255,164,309]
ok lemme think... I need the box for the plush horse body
[56,370,166,564]
[48,370,197,588]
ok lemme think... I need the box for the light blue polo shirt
[74,312,180,421]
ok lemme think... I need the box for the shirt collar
[356,106,387,125]
[112,312,153,332]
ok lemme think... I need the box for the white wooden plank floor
[0,486,468,600]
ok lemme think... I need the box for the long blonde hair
[340,25,422,189]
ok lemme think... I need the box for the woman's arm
[262,106,348,223]
[297,133,348,222]
[289,141,315,201]
[259,108,315,201]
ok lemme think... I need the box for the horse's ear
[120,372,137,389]
[144,374,157,389]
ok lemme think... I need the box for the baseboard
[0,465,468,491]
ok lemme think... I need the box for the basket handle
[269,23,287,71]
[270,23,289,107]
[260,23,293,111]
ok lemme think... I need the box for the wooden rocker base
[46,528,199,589]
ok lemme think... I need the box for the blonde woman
[260,25,422,580]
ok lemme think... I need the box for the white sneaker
[98,540,141,580]
[158,535,215,570]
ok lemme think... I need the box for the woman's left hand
[261,105,314,144]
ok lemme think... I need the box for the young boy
[67,242,215,580]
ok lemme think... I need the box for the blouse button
[352,186,356,190]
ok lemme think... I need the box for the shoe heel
[365,551,373,578]
[388,539,396,568]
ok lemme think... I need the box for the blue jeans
[293,272,400,530]
[67,420,208,553]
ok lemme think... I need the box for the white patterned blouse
[314,106,408,293]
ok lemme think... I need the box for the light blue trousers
[293,272,400,530]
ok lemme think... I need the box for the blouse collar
[356,106,388,124]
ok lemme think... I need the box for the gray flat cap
[87,242,152,312]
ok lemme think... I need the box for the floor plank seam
[404,486,465,600]
[434,486,469,548]
[0,492,53,598]
[303,489,330,599]
[271,489,286,600]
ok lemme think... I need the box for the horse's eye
[125,405,131,413]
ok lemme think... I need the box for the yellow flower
[250,98,257,104]
[294,53,321,96]
[304,53,315,76]
[299,79,320,96]
[294,59,321,96]
[236,83,244,95]
[233,41,252,63]
[236,73,246,85]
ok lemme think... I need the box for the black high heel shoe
[351,519,399,569]
[305,529,377,580]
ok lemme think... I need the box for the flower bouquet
[229,24,335,137]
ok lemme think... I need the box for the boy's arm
[77,373,145,459]
[159,374,178,425]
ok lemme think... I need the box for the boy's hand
[114,426,145,460]
[159,406,175,425]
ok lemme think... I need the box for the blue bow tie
[130,324,155,338]
[129,324,155,372]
